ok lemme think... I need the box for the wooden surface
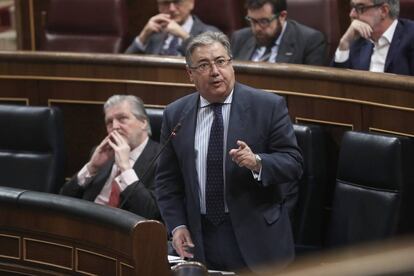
[0,50,413,181]
[0,190,170,276]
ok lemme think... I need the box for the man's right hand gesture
[139,14,172,45]
[87,135,114,175]
[339,19,373,50]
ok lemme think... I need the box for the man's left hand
[229,140,261,172]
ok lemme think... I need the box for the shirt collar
[181,15,194,34]
[275,20,287,46]
[129,136,149,162]
[377,19,398,47]
[199,88,234,108]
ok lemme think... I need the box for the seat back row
[1,104,413,256]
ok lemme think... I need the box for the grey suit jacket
[125,15,219,55]
[155,82,303,270]
[231,20,326,65]
[60,139,161,220]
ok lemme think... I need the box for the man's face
[349,0,384,30]
[186,42,235,103]
[157,0,194,25]
[247,2,285,47]
[105,101,148,149]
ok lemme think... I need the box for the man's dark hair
[245,0,287,14]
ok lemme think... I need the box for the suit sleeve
[259,96,303,199]
[304,30,327,65]
[121,165,161,220]
[59,174,85,198]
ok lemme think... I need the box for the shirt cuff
[134,37,146,52]
[251,167,262,181]
[334,48,350,63]
[172,225,187,236]
[77,164,95,187]
[116,168,139,191]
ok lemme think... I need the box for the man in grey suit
[155,31,303,272]
[231,0,326,65]
[60,95,161,220]
[125,0,219,56]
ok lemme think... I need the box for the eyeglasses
[157,0,184,7]
[350,2,384,14]
[188,58,232,73]
[245,14,279,28]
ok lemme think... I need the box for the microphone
[119,122,182,210]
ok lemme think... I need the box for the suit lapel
[385,20,403,72]
[277,21,295,63]
[241,36,257,61]
[132,139,156,180]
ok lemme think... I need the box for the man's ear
[279,10,288,21]
[186,66,194,83]
[380,3,390,19]
[188,0,195,11]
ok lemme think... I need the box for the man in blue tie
[125,0,219,56]
[155,31,303,273]
[332,0,414,76]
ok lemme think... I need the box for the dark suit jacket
[230,20,326,65]
[60,139,161,220]
[331,19,414,76]
[125,15,219,55]
[155,82,303,270]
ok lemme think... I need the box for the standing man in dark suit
[61,95,161,220]
[155,31,303,272]
[331,0,414,76]
[125,0,219,56]
[230,0,326,65]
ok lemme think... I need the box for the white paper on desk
[168,255,186,264]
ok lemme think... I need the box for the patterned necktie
[205,103,225,225]
[108,169,121,207]
[162,36,179,56]
[260,46,273,62]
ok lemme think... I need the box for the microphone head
[172,123,182,134]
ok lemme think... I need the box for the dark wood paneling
[0,235,20,259]
[76,249,117,276]
[24,239,72,270]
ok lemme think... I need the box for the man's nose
[168,2,177,11]
[349,7,358,19]
[112,119,120,129]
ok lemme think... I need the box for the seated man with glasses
[230,0,326,65]
[332,0,414,76]
[125,0,219,56]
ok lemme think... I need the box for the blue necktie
[162,36,179,56]
[206,103,225,225]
